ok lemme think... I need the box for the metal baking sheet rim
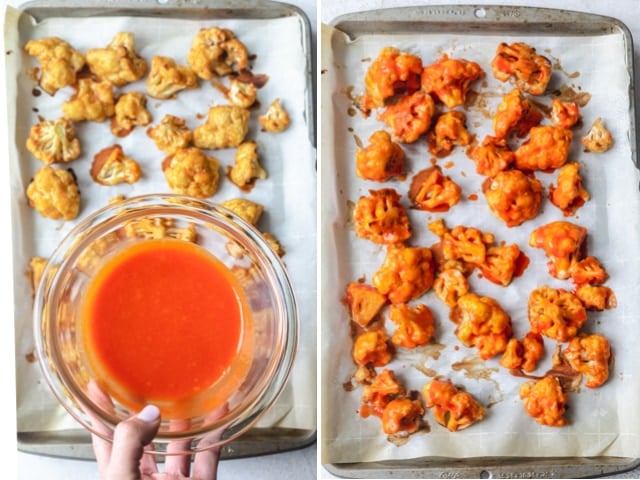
[323,5,638,479]
[10,0,316,461]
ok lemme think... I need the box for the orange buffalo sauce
[81,238,252,418]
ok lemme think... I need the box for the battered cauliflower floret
[145,55,198,100]
[26,165,80,220]
[528,286,587,343]
[549,162,590,216]
[421,55,484,108]
[262,232,285,257]
[500,332,544,372]
[76,232,122,273]
[433,267,469,308]
[529,221,587,280]
[352,329,393,367]
[450,292,512,360]
[429,219,494,266]
[228,141,267,190]
[569,256,608,286]
[360,369,405,419]
[574,284,617,311]
[355,130,405,182]
[372,245,434,305]
[194,105,250,149]
[423,379,486,432]
[162,147,221,198]
[23,36,85,95]
[581,117,613,153]
[381,396,425,435]
[90,145,141,186]
[187,27,248,80]
[493,89,542,139]
[353,188,411,245]
[561,333,611,388]
[85,32,147,86]
[551,99,580,129]
[482,169,543,227]
[478,244,528,287]
[344,281,387,328]
[519,376,568,427]
[123,216,197,243]
[379,90,435,143]
[389,303,435,349]
[465,135,515,177]
[62,78,115,122]
[110,92,152,137]
[28,256,56,298]
[491,42,552,96]
[514,125,573,171]
[408,165,461,212]
[427,111,474,157]
[258,98,290,133]
[26,117,80,165]
[146,114,193,154]
[227,78,257,108]
[220,197,264,225]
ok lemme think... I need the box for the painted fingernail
[137,405,160,423]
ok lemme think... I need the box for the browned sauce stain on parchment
[452,354,504,407]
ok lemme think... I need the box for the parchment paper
[5,6,316,434]
[321,23,640,463]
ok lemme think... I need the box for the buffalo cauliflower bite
[379,90,435,143]
[478,244,528,287]
[110,92,152,137]
[145,55,198,100]
[581,117,613,153]
[23,37,85,95]
[187,27,248,80]
[162,147,221,198]
[493,89,542,139]
[575,284,617,311]
[450,293,512,360]
[408,165,461,213]
[491,42,552,96]
[228,141,267,191]
[549,162,590,216]
[466,135,515,177]
[26,117,80,165]
[85,32,147,86]
[26,166,80,220]
[123,217,197,243]
[360,369,405,418]
[344,282,387,328]
[381,396,425,435]
[258,99,290,133]
[62,78,115,122]
[433,267,469,308]
[529,221,587,280]
[423,379,486,432]
[389,303,435,349]
[220,197,264,225]
[372,245,435,304]
[569,256,608,286]
[427,111,474,157]
[551,99,580,129]
[146,114,193,154]
[482,169,543,227]
[194,105,250,149]
[562,333,611,388]
[421,55,484,108]
[356,130,405,182]
[500,332,544,372]
[227,78,257,108]
[353,188,411,245]
[429,219,494,266]
[519,376,568,427]
[352,329,393,367]
[528,286,587,343]
[514,125,573,171]
[90,145,141,186]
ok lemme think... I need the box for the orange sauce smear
[82,238,252,417]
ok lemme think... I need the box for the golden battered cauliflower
[26,117,80,165]
[259,98,290,133]
[520,376,568,427]
[110,92,152,137]
[528,286,587,343]
[581,117,613,153]
[146,114,193,154]
[262,232,285,257]
[123,216,197,243]
[228,141,267,190]
[162,147,220,198]
[227,78,257,108]
[62,78,115,122]
[85,32,147,86]
[187,27,249,80]
[24,37,85,95]
[145,55,198,100]
[26,165,80,220]
[90,145,141,186]
[372,245,434,304]
[423,378,486,432]
[220,198,264,226]
[562,333,611,388]
[194,105,250,149]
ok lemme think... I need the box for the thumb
[106,405,161,480]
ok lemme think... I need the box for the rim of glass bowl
[32,193,299,453]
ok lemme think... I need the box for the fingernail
[137,405,160,423]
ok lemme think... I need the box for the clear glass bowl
[33,194,298,454]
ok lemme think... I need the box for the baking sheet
[320,5,640,475]
[4,0,316,457]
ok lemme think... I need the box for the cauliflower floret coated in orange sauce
[62,78,115,123]
[433,267,469,308]
[581,117,613,153]
[529,221,587,280]
[220,197,264,226]
[423,379,486,432]
[194,105,250,149]
[381,396,425,435]
[551,99,580,129]
[147,114,193,154]
[569,256,608,286]
[429,219,494,266]
[162,147,221,198]
[528,286,586,343]
[408,165,461,213]
[353,188,411,245]
[491,42,552,96]
[85,32,147,87]
[427,111,474,157]
[574,284,617,311]
[493,88,542,139]
[344,282,387,328]
[549,162,589,216]
[389,303,435,349]
[379,90,435,143]
[421,55,484,108]
[478,244,528,287]
[482,169,543,228]
[466,135,515,177]
[360,369,405,418]
[26,117,80,165]
[562,333,611,388]
[24,37,85,95]
[450,293,512,359]
[259,98,290,133]
[187,27,248,80]
[514,125,573,171]
[356,130,405,182]
[500,332,544,372]
[352,329,393,367]
[26,166,80,220]
[519,376,568,427]
[145,55,198,100]
[110,91,152,137]
[90,144,141,186]
[372,245,434,304]
[228,141,267,191]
